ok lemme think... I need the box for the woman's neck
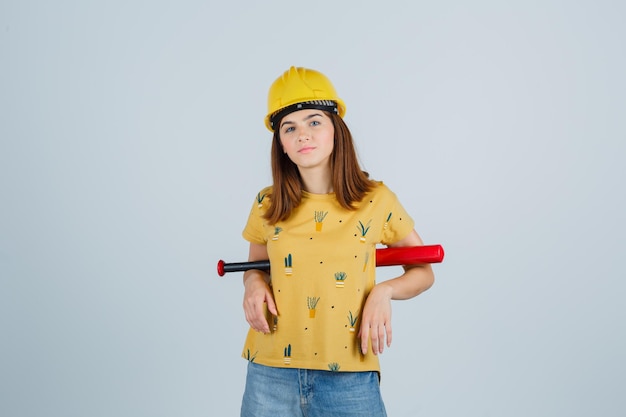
[299,168,333,194]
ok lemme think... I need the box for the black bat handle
[217,260,271,276]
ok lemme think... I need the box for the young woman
[240,66,434,417]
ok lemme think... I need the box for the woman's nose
[297,128,310,141]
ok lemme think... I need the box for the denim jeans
[241,362,387,417]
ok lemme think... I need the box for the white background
[1,1,624,416]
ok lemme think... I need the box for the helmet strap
[270,100,338,130]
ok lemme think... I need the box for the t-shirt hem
[241,356,381,373]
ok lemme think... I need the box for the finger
[252,317,270,333]
[243,305,259,331]
[377,324,386,353]
[244,299,270,333]
[265,291,278,316]
[255,302,270,333]
[370,323,380,355]
[386,321,393,348]
[360,324,370,355]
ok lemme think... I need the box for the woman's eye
[283,126,295,133]
[310,120,320,126]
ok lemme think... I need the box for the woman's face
[278,109,335,172]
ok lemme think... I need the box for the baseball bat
[217,244,444,276]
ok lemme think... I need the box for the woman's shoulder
[256,185,273,195]
[245,186,272,208]
[367,180,395,196]
[362,180,406,209]
[257,185,273,198]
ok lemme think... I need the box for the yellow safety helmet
[265,66,346,131]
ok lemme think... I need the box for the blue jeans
[241,362,387,417]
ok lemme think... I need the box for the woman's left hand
[358,282,393,355]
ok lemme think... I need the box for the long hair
[263,112,376,224]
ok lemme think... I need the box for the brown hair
[263,112,376,224]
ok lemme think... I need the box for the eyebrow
[280,112,323,129]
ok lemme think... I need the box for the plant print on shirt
[244,349,257,362]
[328,362,341,372]
[307,296,320,318]
[314,210,328,231]
[356,219,372,243]
[384,212,392,229]
[362,251,370,272]
[283,344,292,365]
[347,310,359,333]
[272,226,283,241]
[256,192,266,208]
[334,271,347,288]
[284,253,293,275]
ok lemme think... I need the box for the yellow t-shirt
[241,182,414,372]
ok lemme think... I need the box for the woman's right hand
[242,242,276,334]
[243,272,277,334]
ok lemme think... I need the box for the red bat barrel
[375,244,444,266]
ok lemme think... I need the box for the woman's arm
[242,242,277,334]
[359,229,435,355]
[382,229,435,299]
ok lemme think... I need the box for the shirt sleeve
[379,184,415,246]
[241,188,271,245]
